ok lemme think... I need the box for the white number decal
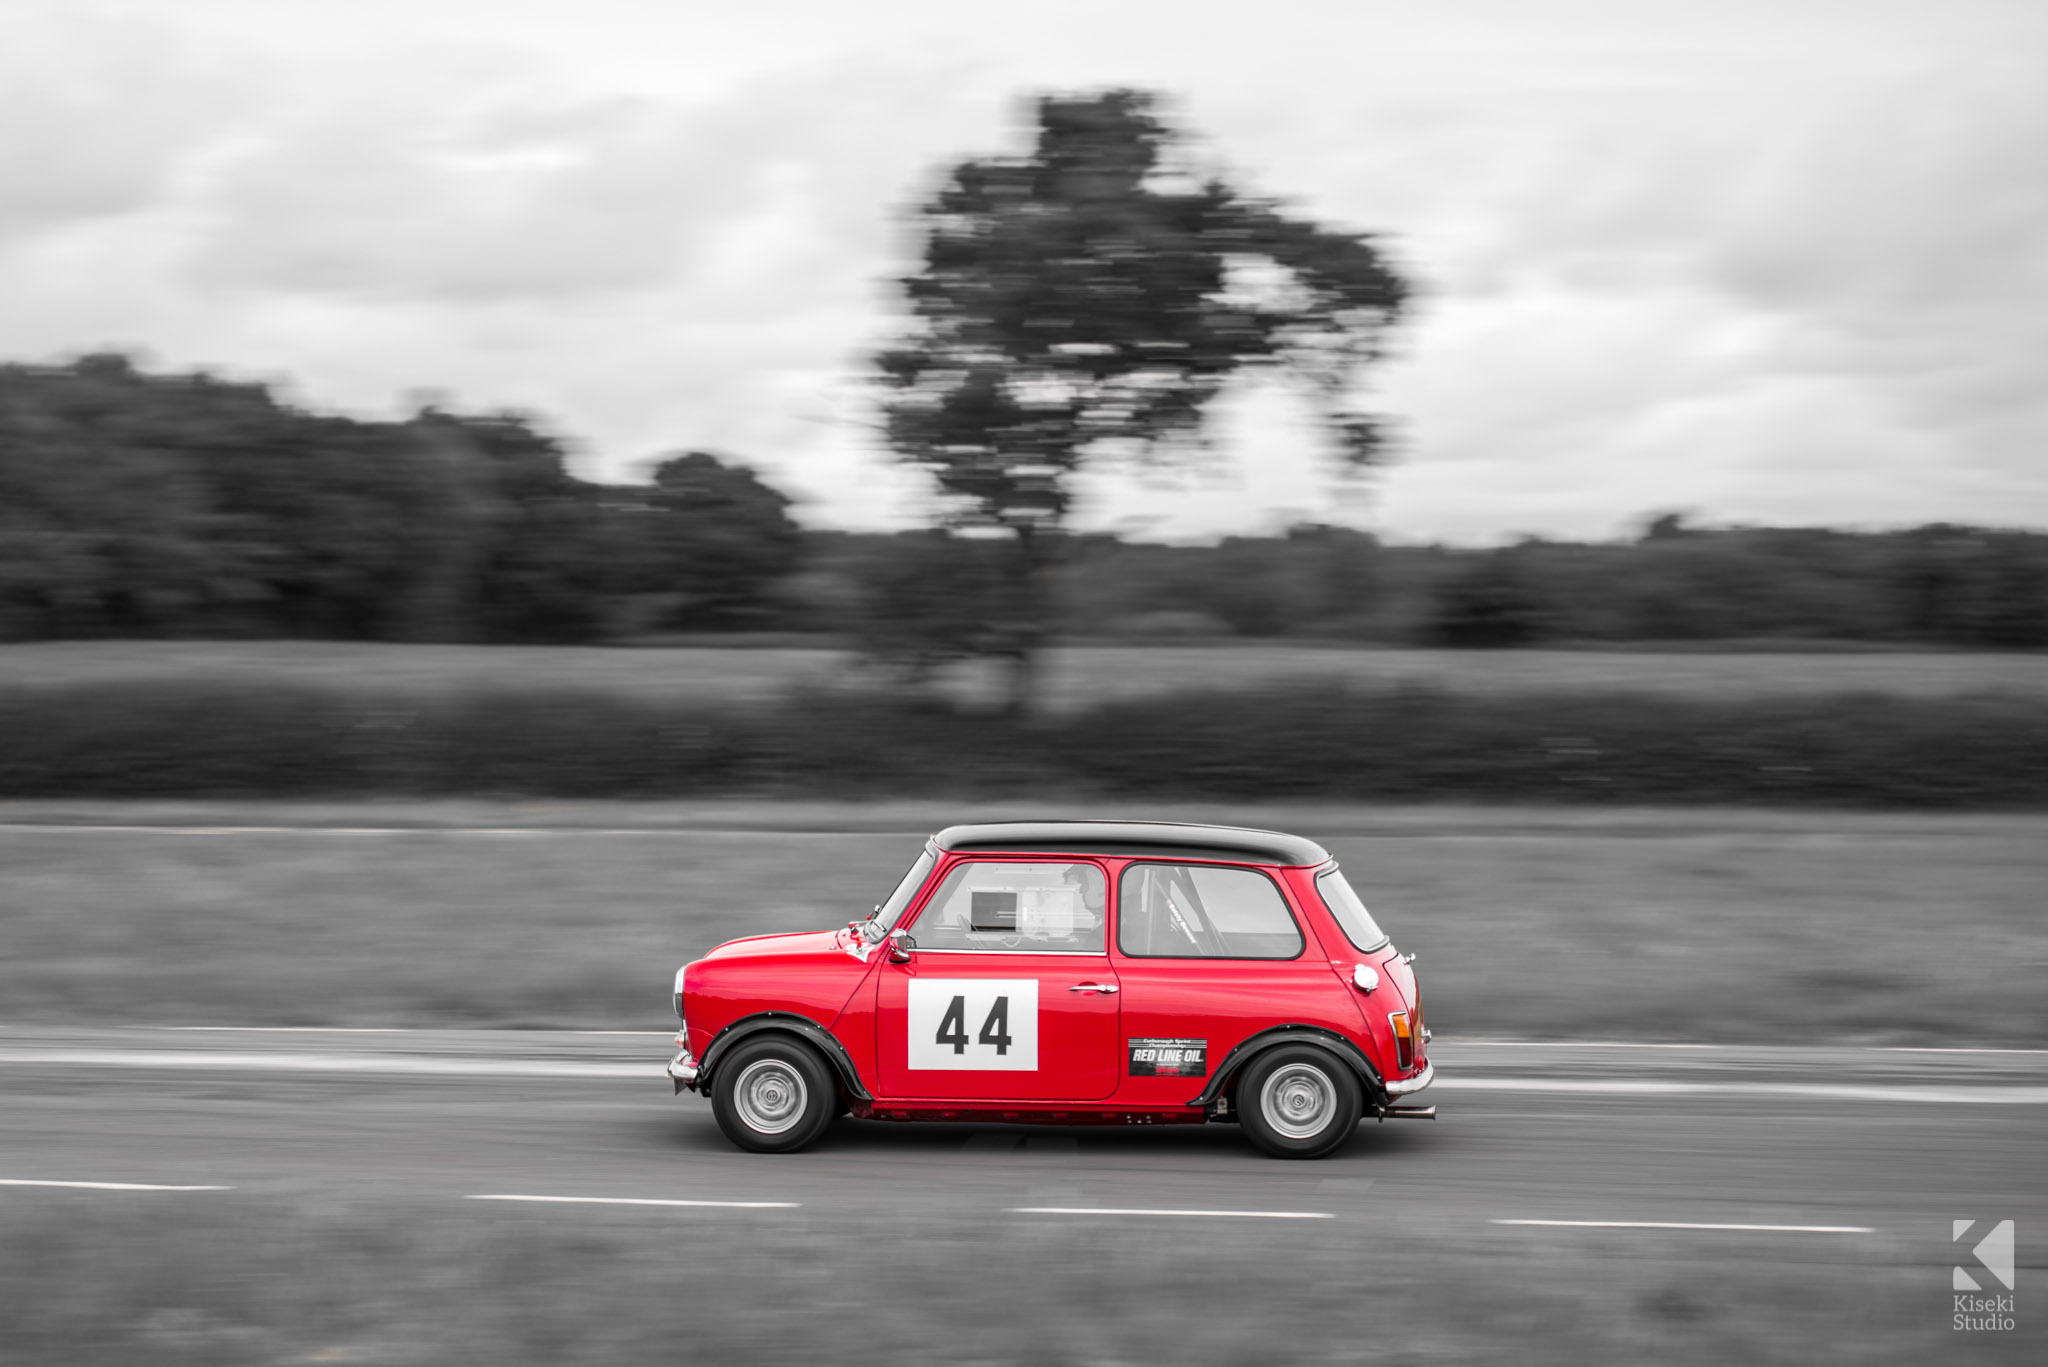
[906,979,1038,1070]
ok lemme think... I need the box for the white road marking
[0,1050,654,1078]
[1493,1219,1872,1234]
[150,1027,672,1036]
[1875,1057,2048,1065]
[71,1029,2048,1055]
[1450,1040,1728,1050]
[3,1052,2046,1101]
[466,1195,798,1209]
[1009,1207,1334,1220]
[1454,1040,2048,1056]
[0,823,675,836]
[1,1179,232,1191]
[0,824,862,838]
[1439,1076,2048,1104]
[156,1026,409,1033]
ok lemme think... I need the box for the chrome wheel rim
[732,1058,808,1135]
[1260,1062,1337,1139]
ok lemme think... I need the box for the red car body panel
[671,822,1432,1124]
[875,950,1124,1101]
[681,930,870,1061]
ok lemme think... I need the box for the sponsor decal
[1954,1219,2018,1333]
[1129,1037,1208,1078]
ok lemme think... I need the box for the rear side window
[1315,867,1389,952]
[1117,863,1304,960]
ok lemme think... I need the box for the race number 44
[906,979,1039,1070]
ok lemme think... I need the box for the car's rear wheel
[709,1037,837,1154]
[1238,1046,1363,1159]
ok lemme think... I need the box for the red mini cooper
[666,821,1434,1158]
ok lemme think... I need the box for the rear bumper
[1385,1058,1434,1097]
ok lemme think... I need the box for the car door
[1109,860,1358,1105]
[876,858,1121,1102]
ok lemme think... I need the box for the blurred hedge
[1,680,2044,807]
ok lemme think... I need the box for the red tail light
[1388,1012,1415,1071]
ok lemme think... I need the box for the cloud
[1354,50,2048,541]
[0,8,250,240]
[0,0,2042,542]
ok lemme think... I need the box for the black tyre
[1237,1045,1363,1159]
[709,1037,837,1154]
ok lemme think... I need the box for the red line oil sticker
[1128,1037,1207,1077]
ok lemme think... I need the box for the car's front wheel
[1238,1046,1363,1159]
[709,1037,837,1154]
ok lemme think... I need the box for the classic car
[667,820,1433,1158]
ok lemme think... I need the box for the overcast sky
[6,0,2044,542]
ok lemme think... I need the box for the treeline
[4,354,2045,649]
[0,354,799,642]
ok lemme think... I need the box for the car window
[1117,863,1304,960]
[909,861,1108,953]
[1315,866,1389,952]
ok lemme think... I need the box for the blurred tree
[432,411,615,643]
[875,89,1408,710]
[847,530,1018,682]
[0,352,438,639]
[1430,549,1552,647]
[0,356,811,643]
[636,451,803,630]
[1639,510,1694,542]
[0,354,217,637]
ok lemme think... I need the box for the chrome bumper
[1386,1058,1434,1097]
[666,1049,699,1091]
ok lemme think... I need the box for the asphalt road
[3,1029,2043,1243]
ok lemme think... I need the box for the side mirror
[888,929,917,963]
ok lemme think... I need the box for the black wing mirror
[887,929,917,963]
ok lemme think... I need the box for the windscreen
[872,849,936,931]
[1315,866,1389,952]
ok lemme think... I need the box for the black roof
[932,820,1331,867]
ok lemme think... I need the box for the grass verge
[4,806,2042,1041]
[2,679,2046,806]
[8,638,2048,706]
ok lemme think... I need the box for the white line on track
[0,1050,654,1078]
[466,1195,798,1209]
[1,1179,232,1191]
[1876,1046,2048,1055]
[1010,1207,1334,1220]
[89,1030,2048,1054]
[1452,1041,2048,1055]
[156,1026,409,1033]
[1458,1049,1728,1057]
[1493,1219,1872,1234]
[0,824,807,838]
[1438,1077,2048,1104]
[149,1027,673,1036]
[5,1052,2046,1101]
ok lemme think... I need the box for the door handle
[1069,983,1119,994]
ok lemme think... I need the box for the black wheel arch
[697,1012,872,1104]
[1187,1025,1388,1114]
